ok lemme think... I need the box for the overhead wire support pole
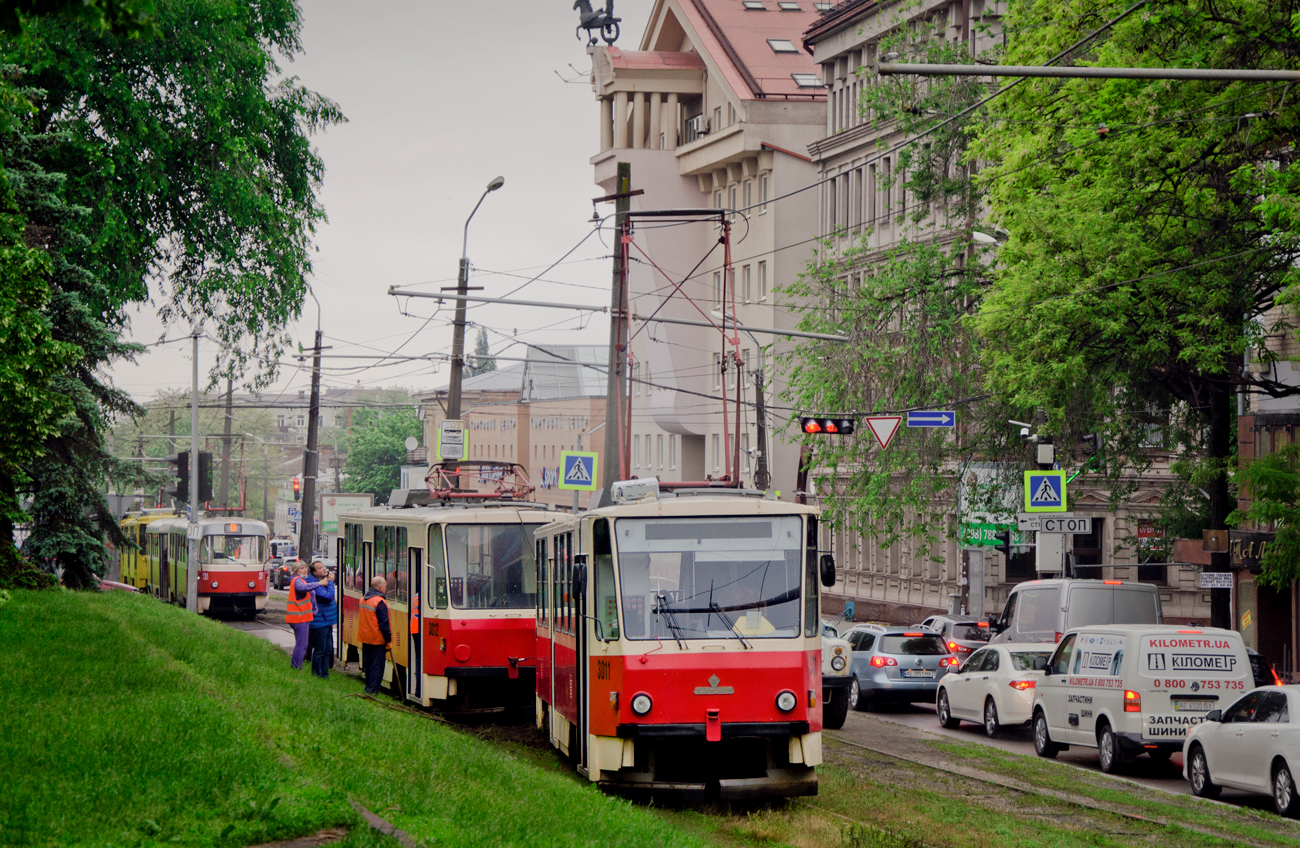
[603,162,632,493]
[446,175,505,426]
[877,62,1300,82]
[186,324,201,614]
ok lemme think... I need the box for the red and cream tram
[534,481,834,800]
[337,501,555,712]
[142,515,270,616]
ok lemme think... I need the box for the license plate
[1172,699,1216,712]
[901,669,934,679]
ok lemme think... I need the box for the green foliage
[0,0,157,36]
[466,326,497,377]
[970,0,1300,534]
[1229,445,1300,589]
[342,407,421,505]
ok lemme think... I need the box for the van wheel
[1097,722,1129,774]
[1274,761,1300,818]
[937,689,959,729]
[1033,710,1059,758]
[824,687,849,730]
[983,698,1000,738]
[1188,745,1220,799]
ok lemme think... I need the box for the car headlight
[776,690,797,712]
[630,693,652,715]
[831,655,847,672]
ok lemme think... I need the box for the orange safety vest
[410,593,420,635]
[358,595,387,645]
[286,576,314,623]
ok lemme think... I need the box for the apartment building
[588,0,827,497]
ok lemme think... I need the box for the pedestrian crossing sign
[559,451,599,491]
[1024,471,1067,513]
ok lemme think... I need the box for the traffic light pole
[186,326,201,614]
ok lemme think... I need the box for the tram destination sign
[1017,513,1092,534]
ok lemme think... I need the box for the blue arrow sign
[906,410,956,428]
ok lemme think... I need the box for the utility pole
[753,367,770,490]
[447,175,505,423]
[601,162,631,494]
[185,326,201,614]
[299,329,323,561]
[219,378,233,509]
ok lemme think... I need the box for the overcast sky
[111,0,657,402]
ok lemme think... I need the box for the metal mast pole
[446,176,505,423]
[299,328,323,561]
[602,162,631,494]
[185,326,200,613]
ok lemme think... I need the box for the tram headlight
[630,693,653,716]
[830,655,846,672]
[775,690,798,712]
[210,581,219,589]
[247,581,255,589]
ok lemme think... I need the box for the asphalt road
[843,699,1277,812]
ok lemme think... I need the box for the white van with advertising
[1032,624,1251,773]
[990,578,1161,644]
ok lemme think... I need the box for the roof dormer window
[743,0,766,8]
[792,73,823,88]
[768,39,798,53]
[778,1,802,9]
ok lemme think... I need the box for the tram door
[574,548,589,772]
[407,547,422,701]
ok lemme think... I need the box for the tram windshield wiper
[653,592,686,649]
[708,601,752,649]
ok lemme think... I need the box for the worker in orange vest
[358,575,392,695]
[286,561,323,670]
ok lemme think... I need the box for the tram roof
[338,501,558,525]
[536,492,818,532]
[143,515,271,534]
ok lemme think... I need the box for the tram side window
[536,538,548,626]
[428,526,448,609]
[564,532,574,634]
[393,526,409,604]
[804,516,819,638]
[593,519,618,640]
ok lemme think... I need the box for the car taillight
[940,656,960,667]
[870,656,898,667]
[1272,667,1285,687]
[1008,680,1036,691]
[1053,632,1063,643]
[948,641,972,653]
[1124,690,1141,712]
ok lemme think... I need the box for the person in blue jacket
[308,557,337,679]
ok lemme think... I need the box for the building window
[711,433,720,471]
[741,433,751,472]
[728,103,736,125]
[760,174,769,211]
[669,435,677,469]
[792,73,822,88]
[632,362,640,395]
[778,1,801,9]
[657,435,664,469]
[633,435,640,468]
[712,353,722,390]
[715,189,722,210]
[767,39,798,53]
[758,261,768,299]
[729,185,737,222]
[713,106,722,131]
[744,179,752,210]
[743,0,765,8]
[743,264,752,302]
[713,271,723,307]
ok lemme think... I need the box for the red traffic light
[292,477,302,501]
[801,416,857,436]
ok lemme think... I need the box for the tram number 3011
[596,659,612,681]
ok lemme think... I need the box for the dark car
[269,557,299,590]
[843,624,960,711]
[1247,647,1284,687]
[920,614,992,657]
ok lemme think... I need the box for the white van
[990,579,1161,644]
[1031,624,1252,773]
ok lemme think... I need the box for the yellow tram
[118,509,177,589]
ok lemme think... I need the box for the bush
[0,551,57,591]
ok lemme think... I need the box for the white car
[1183,685,1300,817]
[937,643,1053,737]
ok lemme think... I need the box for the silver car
[844,624,959,711]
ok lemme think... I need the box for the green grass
[0,590,720,847]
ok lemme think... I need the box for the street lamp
[446,175,505,422]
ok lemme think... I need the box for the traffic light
[993,529,1012,561]
[801,416,857,436]
[292,477,302,501]
[197,451,214,503]
[164,451,189,503]
[1081,433,1102,455]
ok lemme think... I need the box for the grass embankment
[0,590,716,848]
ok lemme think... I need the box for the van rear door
[1137,630,1249,744]
[1063,584,1160,631]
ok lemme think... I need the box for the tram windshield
[201,535,266,565]
[444,524,537,609]
[615,515,804,641]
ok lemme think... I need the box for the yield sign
[864,416,902,450]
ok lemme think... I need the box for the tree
[779,8,1018,548]
[0,0,343,585]
[969,0,1300,627]
[1229,445,1300,589]
[342,408,421,505]
[466,327,497,377]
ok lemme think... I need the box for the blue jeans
[310,626,334,678]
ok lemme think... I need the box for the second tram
[118,509,179,590]
[534,481,833,800]
[142,516,270,616]
[338,501,555,711]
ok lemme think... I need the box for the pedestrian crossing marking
[1032,477,1058,503]
[566,458,592,483]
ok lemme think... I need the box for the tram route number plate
[186,523,201,541]
[901,669,934,678]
